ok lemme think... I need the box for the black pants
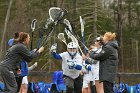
[63,75,82,93]
[16,76,23,92]
[103,81,114,93]
[74,76,82,93]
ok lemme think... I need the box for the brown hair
[104,32,116,41]
[14,32,23,42]
[14,32,19,39]
[18,32,29,43]
[96,36,103,45]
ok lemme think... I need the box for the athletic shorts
[90,64,99,81]
[88,71,94,81]
[22,76,28,84]
[82,74,90,88]
[93,68,99,80]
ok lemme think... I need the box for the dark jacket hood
[106,40,119,49]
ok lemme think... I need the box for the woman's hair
[104,32,116,41]
[96,36,103,45]
[14,32,19,39]
[13,32,24,42]
[18,32,29,43]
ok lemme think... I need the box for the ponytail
[104,32,116,41]
[112,33,116,40]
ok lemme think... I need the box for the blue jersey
[20,60,28,76]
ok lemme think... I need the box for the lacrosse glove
[50,43,57,53]
[84,64,91,71]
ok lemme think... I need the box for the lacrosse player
[90,36,104,93]
[81,60,92,93]
[50,42,83,93]
[82,36,104,93]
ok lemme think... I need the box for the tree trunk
[0,0,13,61]
[128,0,132,28]
[71,0,77,29]
[93,0,97,38]
[117,0,123,72]
[136,3,140,29]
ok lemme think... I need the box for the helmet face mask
[67,48,77,55]
[67,42,78,56]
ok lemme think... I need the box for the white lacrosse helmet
[67,42,78,49]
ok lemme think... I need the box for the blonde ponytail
[112,33,116,40]
[104,32,116,41]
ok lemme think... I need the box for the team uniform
[51,42,83,93]
[19,61,37,85]
[59,52,82,79]
[52,52,83,93]
[82,61,92,88]
[82,42,102,93]
[90,47,102,81]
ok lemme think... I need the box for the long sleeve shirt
[0,43,39,73]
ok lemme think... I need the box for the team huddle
[0,31,118,93]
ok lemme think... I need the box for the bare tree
[128,0,132,28]
[0,0,13,61]
[93,0,97,38]
[117,0,123,72]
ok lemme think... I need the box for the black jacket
[90,40,119,83]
